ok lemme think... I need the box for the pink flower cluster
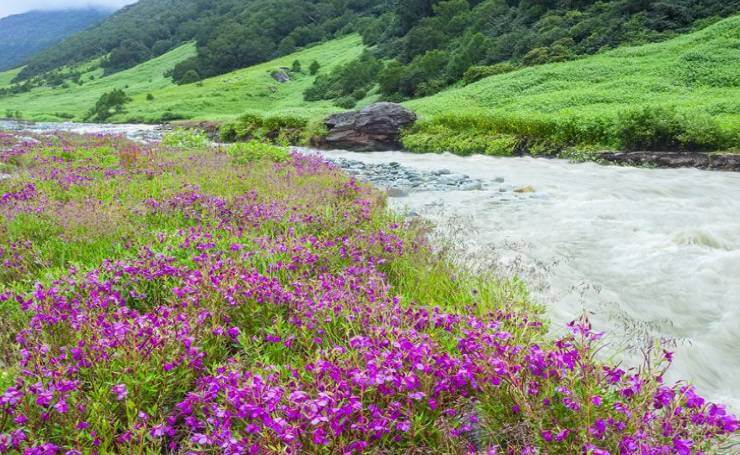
[0,132,736,454]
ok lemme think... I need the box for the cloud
[0,1,134,19]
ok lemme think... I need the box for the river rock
[599,151,740,171]
[323,102,417,151]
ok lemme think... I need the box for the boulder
[323,102,417,151]
[270,70,291,83]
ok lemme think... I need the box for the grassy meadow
[0,36,368,123]
[0,131,737,452]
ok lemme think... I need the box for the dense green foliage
[303,52,382,108]
[307,0,739,102]
[220,113,309,145]
[86,89,131,121]
[0,8,110,72]
[402,106,738,156]
[13,0,738,97]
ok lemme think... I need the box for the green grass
[0,67,21,88]
[0,44,196,121]
[407,16,740,128]
[0,35,368,123]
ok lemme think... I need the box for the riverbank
[1,130,737,452]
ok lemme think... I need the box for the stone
[0,174,10,181]
[493,177,505,183]
[514,185,536,193]
[270,70,291,83]
[599,151,740,171]
[323,102,417,151]
[460,181,483,191]
[386,187,410,197]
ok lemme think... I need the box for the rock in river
[514,185,536,193]
[323,103,417,151]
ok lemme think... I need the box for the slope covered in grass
[122,35,368,122]
[0,36,367,123]
[0,44,196,122]
[408,16,739,127]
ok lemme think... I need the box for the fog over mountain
[0,1,132,19]
[0,8,113,70]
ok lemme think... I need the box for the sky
[0,1,134,19]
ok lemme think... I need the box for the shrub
[333,96,357,109]
[161,128,210,149]
[220,113,308,145]
[614,106,733,151]
[304,52,382,103]
[462,63,518,85]
[291,60,302,73]
[146,93,155,101]
[86,89,131,122]
[227,141,289,163]
[309,60,321,75]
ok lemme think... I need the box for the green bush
[227,141,290,164]
[220,113,308,145]
[86,89,131,122]
[402,122,518,156]
[462,63,518,85]
[614,106,734,151]
[333,96,357,109]
[161,128,210,149]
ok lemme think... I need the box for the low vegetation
[402,106,738,156]
[0,131,736,453]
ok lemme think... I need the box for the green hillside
[408,15,740,127]
[0,36,365,122]
[0,44,195,121]
[0,17,737,153]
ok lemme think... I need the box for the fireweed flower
[0,132,736,453]
[111,384,128,401]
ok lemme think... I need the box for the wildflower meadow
[0,131,736,453]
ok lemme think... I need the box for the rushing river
[2,122,739,411]
[314,149,740,412]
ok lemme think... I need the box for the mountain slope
[0,17,737,133]
[407,14,740,127]
[13,0,383,83]
[0,44,196,120]
[0,9,110,71]
[0,36,365,122]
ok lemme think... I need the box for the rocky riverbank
[327,156,484,196]
[598,151,740,171]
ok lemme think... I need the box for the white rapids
[315,149,740,412]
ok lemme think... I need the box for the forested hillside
[0,9,110,71]
[10,0,739,100]
[309,0,740,105]
[13,0,384,84]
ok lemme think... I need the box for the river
[2,122,739,411]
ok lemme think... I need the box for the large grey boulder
[323,102,417,151]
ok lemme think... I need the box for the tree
[309,60,320,75]
[181,69,201,84]
[86,89,131,122]
[291,60,302,73]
